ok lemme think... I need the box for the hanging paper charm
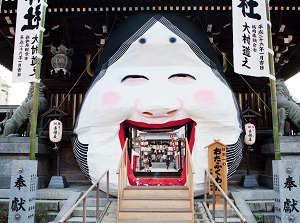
[49,119,63,143]
[244,123,256,145]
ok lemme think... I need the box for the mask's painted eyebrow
[168,73,196,80]
[121,75,149,82]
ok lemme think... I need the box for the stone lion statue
[276,78,300,135]
[0,82,48,137]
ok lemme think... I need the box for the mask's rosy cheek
[100,91,121,108]
[194,89,216,105]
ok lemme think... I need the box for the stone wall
[0,137,52,189]
[258,136,300,188]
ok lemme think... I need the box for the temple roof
[0,0,299,80]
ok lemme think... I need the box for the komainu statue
[0,82,48,137]
[276,78,300,135]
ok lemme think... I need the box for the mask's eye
[168,73,196,84]
[121,75,149,86]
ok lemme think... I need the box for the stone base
[47,176,68,189]
[0,137,52,189]
[240,175,259,187]
[260,136,300,190]
[258,174,273,189]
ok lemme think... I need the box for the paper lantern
[244,123,256,145]
[49,120,63,143]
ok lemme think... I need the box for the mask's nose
[136,99,182,117]
[141,109,179,117]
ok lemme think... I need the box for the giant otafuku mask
[73,12,244,197]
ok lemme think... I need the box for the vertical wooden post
[29,1,48,160]
[265,0,281,160]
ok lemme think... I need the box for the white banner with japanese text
[12,0,46,83]
[232,0,274,80]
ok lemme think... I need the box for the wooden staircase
[117,185,194,222]
[117,138,195,222]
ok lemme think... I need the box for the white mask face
[74,16,243,197]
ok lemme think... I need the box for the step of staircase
[117,221,194,223]
[117,186,194,221]
[66,216,97,223]
[118,207,194,220]
[121,196,191,209]
[122,185,190,197]
[247,199,275,223]
[0,197,63,222]
[215,217,243,223]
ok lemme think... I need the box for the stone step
[44,212,58,223]
[118,221,194,223]
[252,211,275,223]
[215,217,244,223]
[118,207,194,221]
[247,200,274,212]
[66,216,97,223]
[76,197,111,207]
[72,206,105,217]
[204,199,240,218]
[208,209,240,218]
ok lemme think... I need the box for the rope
[57,17,119,108]
[212,42,272,113]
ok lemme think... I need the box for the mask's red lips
[119,119,196,187]
[125,118,192,132]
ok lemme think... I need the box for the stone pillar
[273,160,300,222]
[8,160,37,223]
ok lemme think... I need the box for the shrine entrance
[127,124,191,180]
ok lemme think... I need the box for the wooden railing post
[58,169,110,223]
[83,197,87,223]
[184,138,195,221]
[204,170,247,223]
[116,138,129,220]
[96,182,100,220]
[106,170,109,203]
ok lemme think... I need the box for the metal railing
[58,170,110,223]
[204,169,247,223]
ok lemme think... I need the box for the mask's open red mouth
[118,118,196,186]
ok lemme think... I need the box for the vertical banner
[169,133,177,152]
[12,0,46,83]
[232,0,273,79]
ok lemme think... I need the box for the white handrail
[204,169,247,223]
[58,169,110,223]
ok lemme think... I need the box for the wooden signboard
[205,139,228,201]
